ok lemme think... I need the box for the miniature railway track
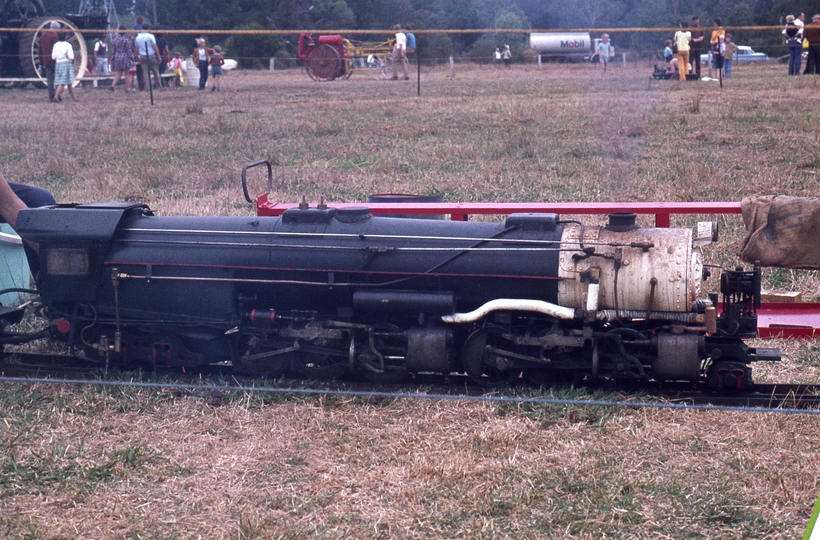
[3,352,820,411]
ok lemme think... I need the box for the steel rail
[1,375,819,415]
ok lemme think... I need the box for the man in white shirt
[391,24,409,80]
[133,24,162,90]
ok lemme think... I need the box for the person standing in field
[502,44,511,68]
[93,36,109,77]
[193,38,211,90]
[597,34,611,79]
[708,18,725,78]
[494,47,501,66]
[52,32,78,102]
[110,26,135,92]
[674,22,692,81]
[155,32,169,86]
[39,21,60,102]
[210,46,225,91]
[690,16,704,78]
[405,25,416,53]
[804,15,820,74]
[723,33,737,78]
[134,24,161,90]
[390,24,409,80]
[784,16,802,76]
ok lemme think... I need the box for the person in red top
[39,21,61,101]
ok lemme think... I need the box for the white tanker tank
[529,32,614,62]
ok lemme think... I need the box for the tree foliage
[38,0,810,61]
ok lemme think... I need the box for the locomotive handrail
[255,193,742,227]
[242,160,273,203]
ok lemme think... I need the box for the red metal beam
[256,194,742,227]
[757,303,820,339]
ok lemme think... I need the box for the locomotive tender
[8,198,780,388]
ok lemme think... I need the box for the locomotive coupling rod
[441,299,577,324]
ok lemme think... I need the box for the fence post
[538,54,542,69]
[269,58,275,72]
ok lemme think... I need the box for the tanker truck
[528,32,614,62]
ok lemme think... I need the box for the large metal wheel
[305,44,342,81]
[462,329,521,388]
[18,17,88,87]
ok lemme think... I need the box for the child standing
[597,34,611,79]
[169,53,185,86]
[723,33,737,78]
[210,45,225,91]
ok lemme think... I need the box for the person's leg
[45,65,55,101]
[139,55,150,89]
[676,51,687,80]
[724,59,732,78]
[149,56,161,88]
[199,62,208,89]
[391,47,400,79]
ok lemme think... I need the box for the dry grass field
[2,60,820,539]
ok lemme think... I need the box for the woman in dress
[109,26,136,91]
[52,33,78,102]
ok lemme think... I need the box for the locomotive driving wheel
[305,44,342,81]
[463,329,521,388]
[18,17,88,88]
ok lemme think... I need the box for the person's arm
[0,172,28,231]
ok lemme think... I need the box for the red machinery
[297,33,350,81]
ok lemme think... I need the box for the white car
[700,45,769,64]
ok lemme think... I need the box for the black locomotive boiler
[10,200,780,388]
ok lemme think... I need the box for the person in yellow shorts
[674,21,692,81]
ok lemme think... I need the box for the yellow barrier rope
[0,26,800,35]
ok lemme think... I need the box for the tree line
[43,0,820,66]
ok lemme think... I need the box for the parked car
[700,46,769,64]
[777,51,808,63]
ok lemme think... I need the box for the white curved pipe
[441,298,577,324]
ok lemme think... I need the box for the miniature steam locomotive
[5,200,780,388]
